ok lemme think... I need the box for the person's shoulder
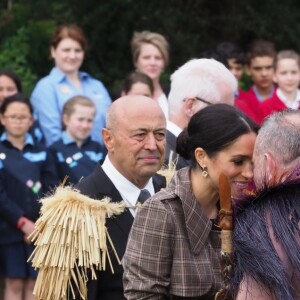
[260,95,275,107]
[80,71,104,85]
[48,139,64,150]
[35,68,59,85]
[236,86,256,101]
[74,164,102,194]
[260,93,286,117]
[153,172,167,190]
[29,139,48,150]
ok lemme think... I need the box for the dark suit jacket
[74,164,166,300]
[165,130,190,170]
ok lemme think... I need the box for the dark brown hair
[51,24,88,52]
[246,39,276,65]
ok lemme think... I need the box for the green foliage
[0,26,37,95]
[1,0,300,95]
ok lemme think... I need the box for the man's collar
[101,156,154,207]
[167,120,182,137]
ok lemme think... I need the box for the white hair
[168,58,237,116]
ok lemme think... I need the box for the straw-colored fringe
[28,186,127,300]
[158,150,177,185]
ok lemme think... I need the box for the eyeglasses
[183,96,213,106]
[3,115,32,122]
[194,97,213,106]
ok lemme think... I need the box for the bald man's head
[106,95,164,129]
[102,95,166,188]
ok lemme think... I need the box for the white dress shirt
[167,120,182,137]
[102,156,154,216]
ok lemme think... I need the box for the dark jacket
[74,164,166,300]
[0,137,58,244]
[165,130,189,170]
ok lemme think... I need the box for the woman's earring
[202,168,208,177]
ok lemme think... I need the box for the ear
[194,147,208,169]
[50,46,56,60]
[62,114,69,128]
[102,128,114,152]
[183,97,198,118]
[264,152,277,182]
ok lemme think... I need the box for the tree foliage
[0,0,300,95]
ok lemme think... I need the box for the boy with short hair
[216,41,246,87]
[235,39,277,123]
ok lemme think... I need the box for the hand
[21,219,35,244]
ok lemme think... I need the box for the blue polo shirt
[0,133,59,244]
[49,132,106,186]
[30,67,112,146]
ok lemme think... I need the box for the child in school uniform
[235,39,277,123]
[0,94,58,300]
[258,50,300,124]
[49,95,107,186]
[0,72,45,144]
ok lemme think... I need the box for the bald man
[74,95,167,300]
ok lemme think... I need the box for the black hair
[232,177,300,299]
[0,69,23,92]
[122,71,154,95]
[246,39,276,65]
[199,50,229,68]
[176,104,260,167]
[0,93,33,115]
[216,42,246,65]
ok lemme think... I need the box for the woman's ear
[194,147,208,169]
[50,46,56,60]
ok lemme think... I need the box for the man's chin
[139,164,161,176]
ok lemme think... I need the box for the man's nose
[144,134,157,150]
[261,68,268,76]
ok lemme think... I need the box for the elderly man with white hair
[165,58,238,169]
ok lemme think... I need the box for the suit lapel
[89,166,166,237]
[87,166,134,237]
[153,173,167,192]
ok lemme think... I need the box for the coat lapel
[90,165,134,237]
[84,165,166,237]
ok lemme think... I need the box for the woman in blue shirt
[31,24,112,146]
[0,94,58,300]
